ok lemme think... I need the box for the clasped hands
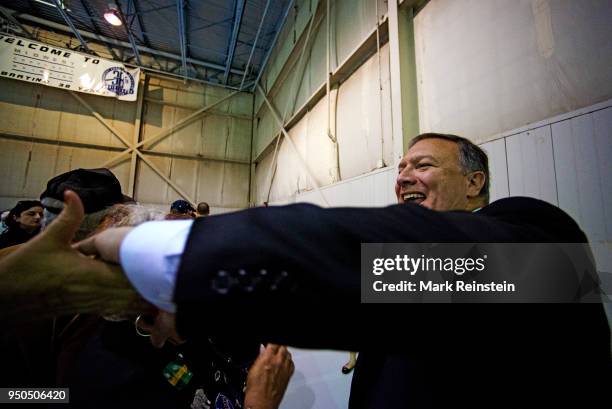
[0,189,180,347]
[67,194,184,349]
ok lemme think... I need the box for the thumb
[44,190,84,244]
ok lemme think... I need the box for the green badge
[163,354,194,390]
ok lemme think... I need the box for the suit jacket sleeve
[173,198,599,349]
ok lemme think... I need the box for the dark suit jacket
[174,197,611,408]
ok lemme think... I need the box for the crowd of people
[0,168,291,409]
[0,132,610,408]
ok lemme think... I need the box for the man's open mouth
[403,192,426,204]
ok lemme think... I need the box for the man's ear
[466,171,486,198]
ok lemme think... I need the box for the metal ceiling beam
[52,0,92,53]
[12,10,247,76]
[0,6,35,38]
[79,0,119,60]
[251,0,295,91]
[135,4,178,15]
[176,0,188,76]
[131,0,167,70]
[222,0,245,84]
[116,0,142,65]
[131,0,151,47]
[190,17,231,34]
[239,0,271,89]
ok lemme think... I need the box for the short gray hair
[409,133,490,204]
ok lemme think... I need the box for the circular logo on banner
[102,67,135,96]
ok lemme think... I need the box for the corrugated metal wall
[0,76,134,209]
[0,74,253,214]
[252,0,392,204]
[135,77,252,211]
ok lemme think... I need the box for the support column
[128,74,147,197]
[388,1,420,163]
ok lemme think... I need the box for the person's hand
[244,344,295,409]
[74,226,133,263]
[0,190,150,324]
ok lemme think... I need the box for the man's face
[16,206,43,232]
[395,138,474,211]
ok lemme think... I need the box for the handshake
[0,190,149,325]
[0,190,295,409]
[1,190,226,349]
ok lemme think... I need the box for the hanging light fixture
[104,4,122,26]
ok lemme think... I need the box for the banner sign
[0,35,139,101]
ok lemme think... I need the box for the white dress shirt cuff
[120,220,194,313]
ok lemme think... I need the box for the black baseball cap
[40,168,131,214]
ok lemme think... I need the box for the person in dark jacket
[0,200,43,249]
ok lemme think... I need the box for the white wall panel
[254,106,278,159]
[256,100,338,204]
[294,167,397,208]
[227,119,253,162]
[506,126,558,205]
[551,108,612,289]
[253,18,326,161]
[552,110,612,241]
[480,138,510,202]
[163,106,203,154]
[305,97,338,184]
[255,44,393,203]
[337,44,391,180]
[195,161,227,207]
[254,0,390,151]
[271,120,311,200]
[334,0,381,68]
[592,108,612,241]
[328,181,353,206]
[370,170,391,206]
[253,146,276,204]
[218,163,251,209]
[304,17,327,102]
[415,0,612,143]
[201,116,231,157]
